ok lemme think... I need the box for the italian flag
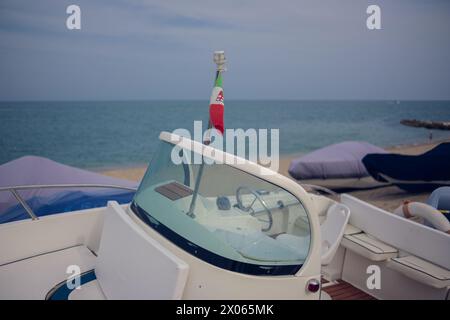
[209,72,224,135]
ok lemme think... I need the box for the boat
[362,142,450,192]
[427,187,450,222]
[288,141,387,181]
[0,52,448,300]
[428,187,450,213]
[288,141,388,191]
[0,155,137,223]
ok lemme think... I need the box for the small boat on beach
[0,156,137,223]
[362,142,450,192]
[0,52,448,300]
[428,187,450,214]
[288,141,387,180]
[288,141,388,191]
[1,131,448,300]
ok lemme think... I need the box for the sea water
[0,100,449,168]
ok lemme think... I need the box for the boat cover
[0,156,138,223]
[427,187,450,211]
[427,187,450,223]
[288,141,386,180]
[362,143,450,191]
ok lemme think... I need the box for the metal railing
[0,184,138,221]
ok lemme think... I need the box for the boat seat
[0,245,99,300]
[0,201,189,300]
[387,255,450,289]
[341,232,398,261]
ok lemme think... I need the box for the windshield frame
[130,132,316,276]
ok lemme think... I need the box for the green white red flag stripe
[209,87,224,134]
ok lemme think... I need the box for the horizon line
[1,98,450,103]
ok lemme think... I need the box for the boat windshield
[131,141,311,275]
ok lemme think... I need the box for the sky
[0,0,449,100]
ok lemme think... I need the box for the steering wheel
[235,186,273,232]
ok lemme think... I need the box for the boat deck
[322,280,376,300]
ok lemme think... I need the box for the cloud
[0,0,450,100]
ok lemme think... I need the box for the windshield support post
[187,51,225,218]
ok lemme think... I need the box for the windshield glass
[131,141,311,275]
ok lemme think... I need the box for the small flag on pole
[209,51,226,135]
[209,84,224,135]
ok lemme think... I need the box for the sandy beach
[99,138,450,212]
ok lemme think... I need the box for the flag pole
[187,51,226,218]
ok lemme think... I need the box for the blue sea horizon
[1,100,449,169]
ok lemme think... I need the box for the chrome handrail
[0,184,137,221]
[0,184,138,192]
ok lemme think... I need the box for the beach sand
[99,138,450,212]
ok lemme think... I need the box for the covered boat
[288,141,386,180]
[427,187,450,223]
[0,156,138,223]
[0,52,449,300]
[362,143,450,192]
[428,187,450,212]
